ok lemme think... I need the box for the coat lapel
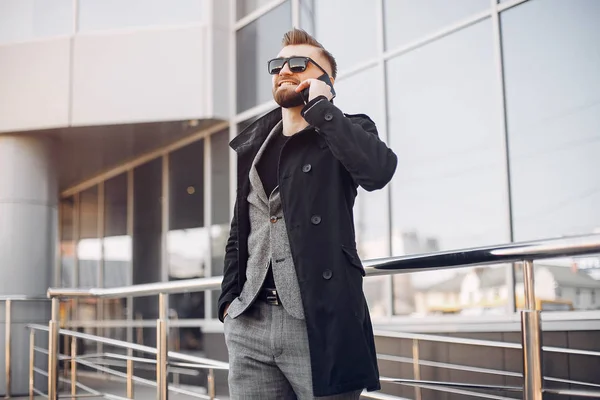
[248,120,283,205]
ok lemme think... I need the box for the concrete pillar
[0,134,57,395]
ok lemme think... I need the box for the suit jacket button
[270,216,278,223]
[324,113,333,121]
[311,215,321,225]
[302,164,312,173]
[323,269,333,280]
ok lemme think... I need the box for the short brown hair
[282,28,337,79]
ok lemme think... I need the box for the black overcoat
[218,96,398,396]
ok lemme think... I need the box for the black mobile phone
[301,73,336,104]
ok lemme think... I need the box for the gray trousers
[224,301,363,399]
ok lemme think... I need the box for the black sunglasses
[267,56,329,76]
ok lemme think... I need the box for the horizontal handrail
[378,354,600,389]
[544,388,600,398]
[47,234,600,299]
[374,330,600,357]
[0,295,48,301]
[74,358,213,400]
[364,233,600,275]
[388,379,517,400]
[380,377,522,392]
[28,324,229,370]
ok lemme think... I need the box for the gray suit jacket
[226,121,304,320]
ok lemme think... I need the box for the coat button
[270,216,278,223]
[302,164,312,173]
[323,269,333,280]
[324,113,333,121]
[310,215,321,225]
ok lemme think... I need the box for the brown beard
[273,85,305,108]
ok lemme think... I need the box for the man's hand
[223,303,230,319]
[295,78,334,102]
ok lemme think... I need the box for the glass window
[236,1,291,113]
[104,174,131,289]
[0,0,73,44]
[515,259,599,312]
[334,66,390,317]
[386,20,510,316]
[502,0,600,314]
[314,0,377,70]
[78,186,100,289]
[333,67,383,129]
[211,130,231,226]
[78,0,205,32]
[168,140,208,350]
[383,0,490,51]
[133,158,163,345]
[210,129,231,318]
[502,0,600,241]
[60,198,75,287]
[299,0,315,36]
[236,0,275,20]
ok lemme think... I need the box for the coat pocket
[341,245,366,322]
[341,245,366,276]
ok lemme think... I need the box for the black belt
[257,288,281,306]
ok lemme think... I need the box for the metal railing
[373,329,600,399]
[34,233,600,399]
[0,295,48,398]
[27,323,227,400]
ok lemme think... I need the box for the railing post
[208,368,215,400]
[48,298,60,400]
[412,339,422,400]
[521,260,543,400]
[156,293,168,400]
[70,335,77,400]
[126,349,134,399]
[5,299,11,399]
[29,330,35,400]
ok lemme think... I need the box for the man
[218,28,398,399]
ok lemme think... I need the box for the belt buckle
[266,289,279,306]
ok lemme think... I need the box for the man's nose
[279,62,293,75]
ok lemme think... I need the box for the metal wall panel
[0,39,70,133]
[71,26,208,126]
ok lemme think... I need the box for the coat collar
[229,107,282,153]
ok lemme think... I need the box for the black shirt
[257,130,290,198]
[257,130,290,289]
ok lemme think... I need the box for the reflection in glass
[133,159,162,345]
[502,0,600,242]
[502,0,600,314]
[334,67,390,317]
[515,260,600,311]
[314,0,377,69]
[60,198,75,287]
[412,265,510,316]
[211,224,229,318]
[211,130,231,226]
[383,0,489,50]
[78,0,204,32]
[78,186,100,289]
[104,174,131,289]
[236,1,291,113]
[386,20,509,315]
[236,0,274,20]
[168,140,207,349]
[210,130,231,317]
[299,0,315,36]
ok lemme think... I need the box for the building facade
[1,0,600,373]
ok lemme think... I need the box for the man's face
[271,44,333,108]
